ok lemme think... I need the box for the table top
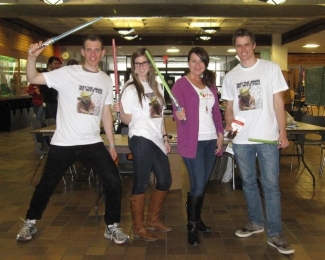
[286,121,325,134]
[30,121,325,154]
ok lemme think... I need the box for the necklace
[204,88,209,114]
[200,87,209,114]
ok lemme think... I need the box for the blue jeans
[183,139,217,197]
[26,142,122,225]
[129,136,171,194]
[232,143,281,237]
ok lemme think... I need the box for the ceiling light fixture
[303,44,320,48]
[200,27,221,34]
[114,27,135,35]
[123,35,138,40]
[43,0,67,5]
[258,0,286,5]
[227,49,236,53]
[199,35,211,41]
[166,48,179,53]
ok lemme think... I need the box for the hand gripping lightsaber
[112,38,121,132]
[29,17,103,53]
[145,50,186,120]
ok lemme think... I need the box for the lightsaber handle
[145,50,186,120]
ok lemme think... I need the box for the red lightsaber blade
[112,38,121,132]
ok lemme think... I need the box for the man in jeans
[222,28,294,255]
[16,35,129,245]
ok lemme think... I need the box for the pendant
[205,106,208,114]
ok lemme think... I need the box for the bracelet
[109,144,115,148]
[162,134,168,138]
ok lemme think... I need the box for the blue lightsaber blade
[29,17,103,53]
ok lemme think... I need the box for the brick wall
[0,20,54,64]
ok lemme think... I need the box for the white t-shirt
[43,65,113,146]
[221,59,288,144]
[121,80,166,154]
[187,79,217,141]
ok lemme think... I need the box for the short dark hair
[67,59,79,66]
[82,35,104,50]
[47,56,60,66]
[232,28,256,46]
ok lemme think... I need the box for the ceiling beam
[0,4,325,18]
[282,18,325,45]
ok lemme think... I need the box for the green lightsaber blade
[248,138,279,145]
[145,50,180,108]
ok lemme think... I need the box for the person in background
[114,48,172,241]
[222,28,294,255]
[27,80,45,127]
[16,35,129,245]
[172,47,224,246]
[40,56,61,120]
[67,59,79,66]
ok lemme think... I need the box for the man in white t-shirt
[16,35,129,245]
[222,28,294,255]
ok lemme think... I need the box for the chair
[301,115,325,176]
[46,117,56,127]
[30,120,66,186]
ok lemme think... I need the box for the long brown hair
[122,48,165,107]
[187,47,216,88]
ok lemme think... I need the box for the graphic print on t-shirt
[145,92,163,118]
[237,79,262,111]
[76,86,103,116]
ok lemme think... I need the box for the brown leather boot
[146,189,172,232]
[130,194,157,241]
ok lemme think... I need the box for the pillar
[271,34,288,70]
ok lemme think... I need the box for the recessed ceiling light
[303,44,320,48]
[199,35,211,41]
[227,49,236,53]
[167,48,179,53]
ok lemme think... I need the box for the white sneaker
[104,223,129,244]
[16,219,37,241]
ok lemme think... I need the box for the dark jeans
[129,136,171,194]
[26,142,122,225]
[183,139,217,197]
[45,103,57,119]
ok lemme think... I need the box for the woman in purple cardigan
[172,47,224,246]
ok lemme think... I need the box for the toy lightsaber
[29,17,103,53]
[112,38,121,132]
[145,50,186,120]
[248,138,280,145]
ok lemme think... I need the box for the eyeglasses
[134,61,150,67]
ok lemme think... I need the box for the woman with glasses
[172,47,224,246]
[114,48,172,241]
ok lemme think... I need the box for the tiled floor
[1,127,325,259]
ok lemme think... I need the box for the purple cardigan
[172,76,224,158]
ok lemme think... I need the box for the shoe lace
[18,218,34,236]
[109,224,125,240]
[274,235,287,246]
